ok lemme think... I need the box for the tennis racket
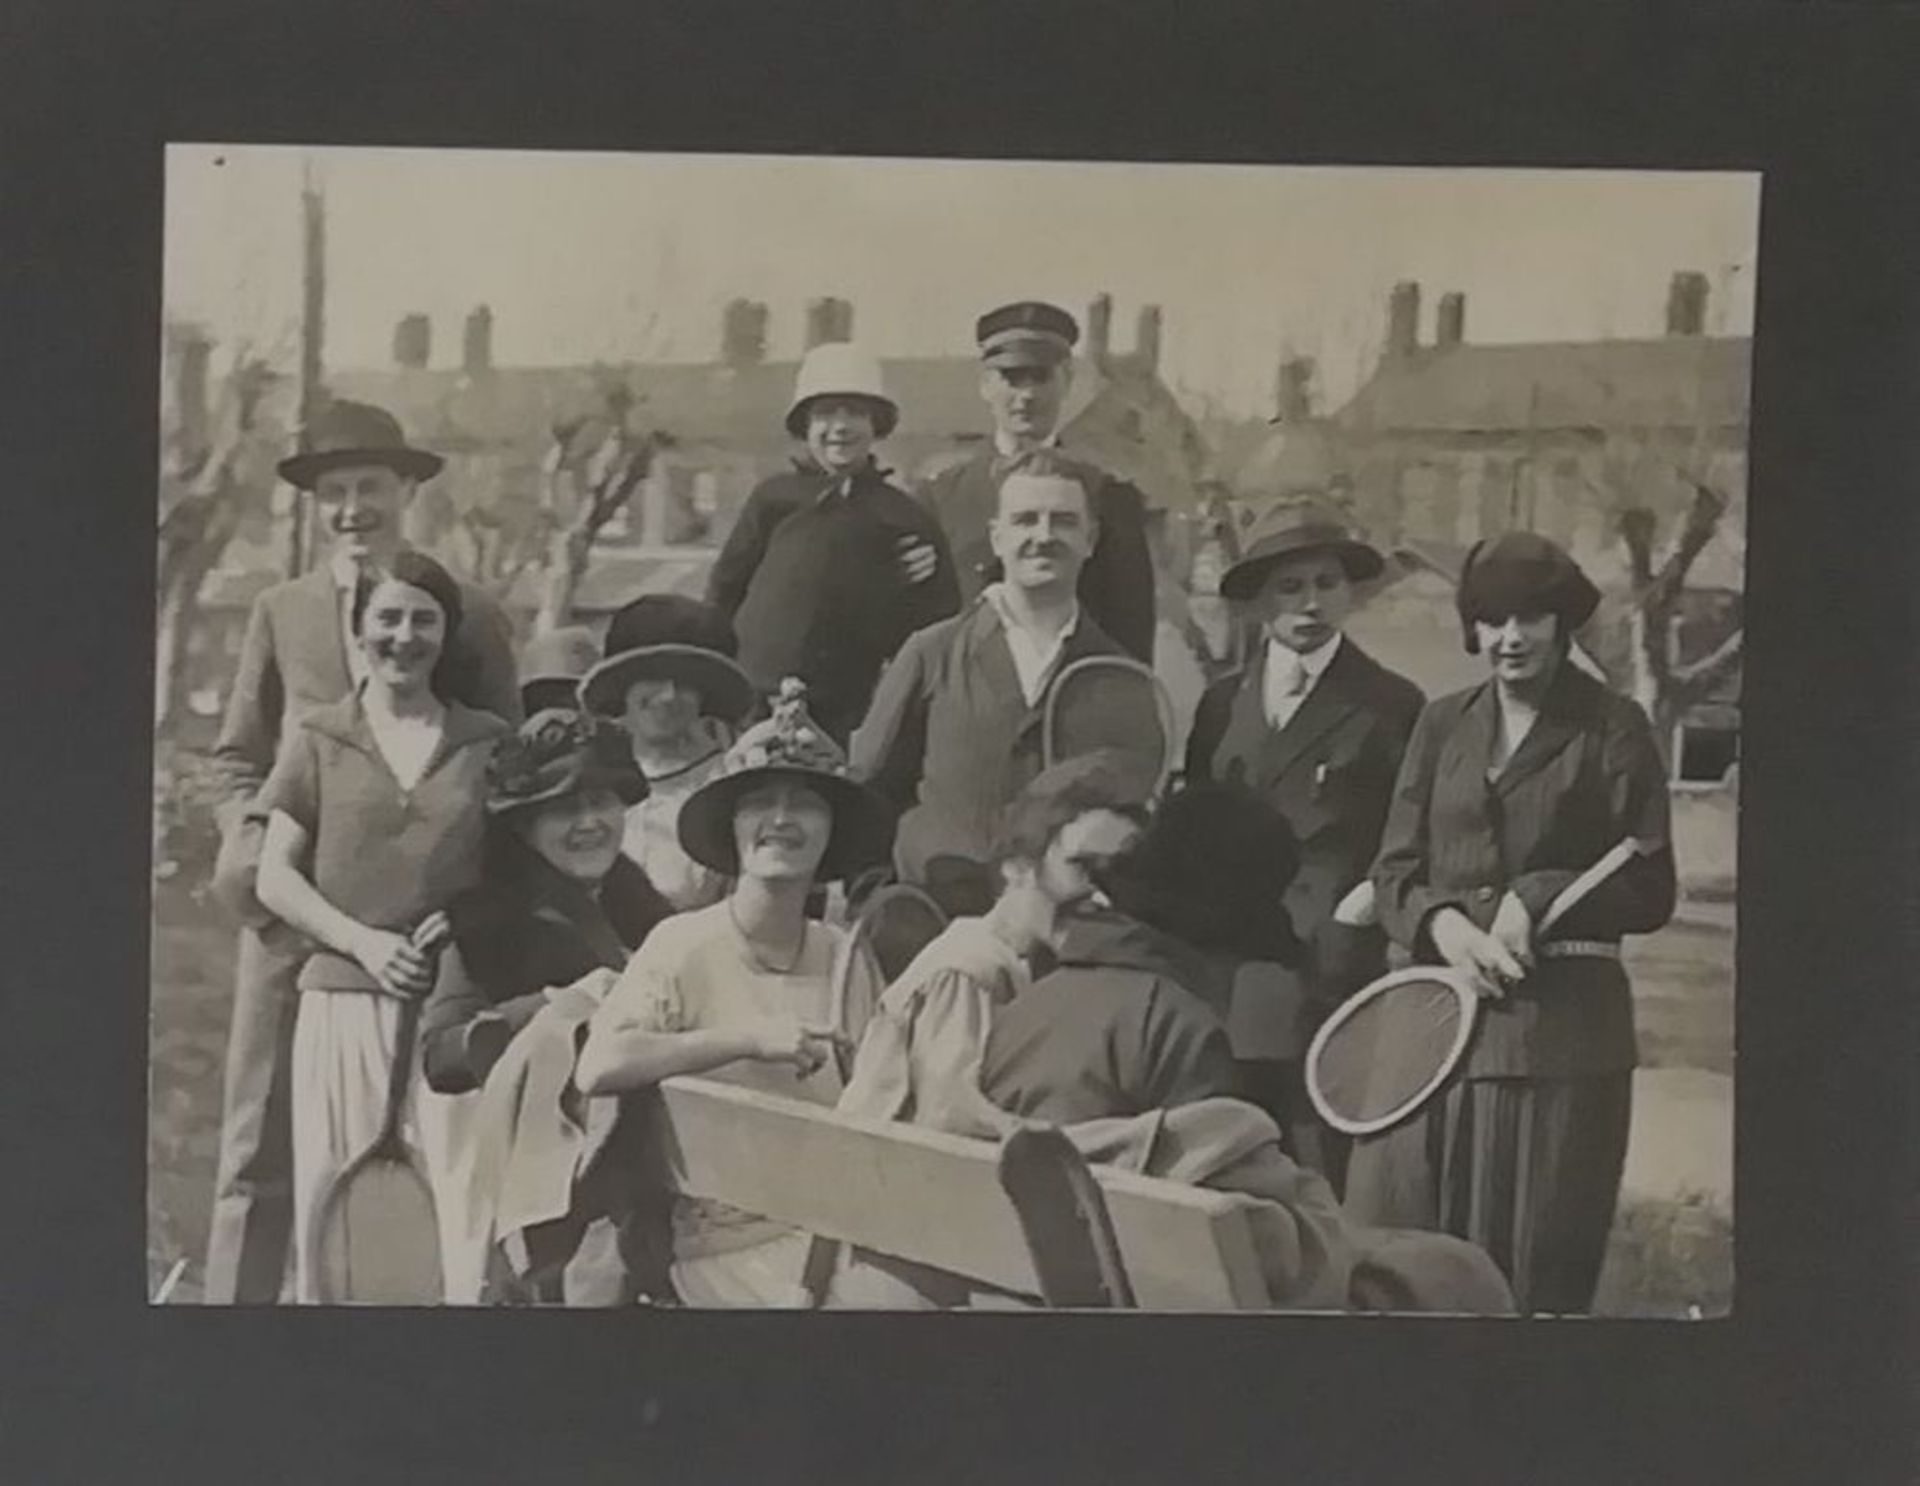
[827,882,950,1078]
[1305,838,1643,1136]
[309,918,450,1305]
[1042,655,1178,798]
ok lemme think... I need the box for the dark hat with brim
[277,398,444,488]
[1220,496,1385,601]
[579,644,757,725]
[578,594,755,724]
[977,300,1079,369]
[1456,531,1600,652]
[486,709,648,817]
[676,680,894,883]
[1092,782,1306,966]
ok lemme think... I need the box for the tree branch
[1647,476,1725,610]
[1671,627,1743,693]
[1619,506,1657,590]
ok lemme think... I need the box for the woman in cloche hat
[579,594,757,912]
[574,678,892,1305]
[1345,531,1678,1316]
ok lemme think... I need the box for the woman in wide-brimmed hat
[421,709,669,1096]
[417,706,673,1303]
[579,594,758,911]
[574,678,890,1305]
[1345,531,1677,1316]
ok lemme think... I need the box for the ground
[147,868,1734,1314]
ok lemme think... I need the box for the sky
[163,146,1760,419]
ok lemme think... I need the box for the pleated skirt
[289,987,490,1304]
[1342,1073,1632,1315]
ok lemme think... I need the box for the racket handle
[1538,838,1641,937]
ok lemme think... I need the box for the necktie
[1267,648,1307,727]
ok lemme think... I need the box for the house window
[1673,720,1739,786]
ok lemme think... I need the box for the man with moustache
[916,302,1156,664]
[202,399,520,1304]
[1182,496,1423,1186]
[852,451,1131,916]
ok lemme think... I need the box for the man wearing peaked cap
[201,397,521,1305]
[915,301,1157,664]
[1183,494,1424,1190]
[707,342,960,746]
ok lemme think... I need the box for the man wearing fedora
[916,301,1156,665]
[201,398,520,1304]
[1182,495,1423,1187]
[706,342,960,745]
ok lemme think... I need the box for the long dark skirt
[1342,1072,1632,1315]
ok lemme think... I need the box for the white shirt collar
[329,550,362,591]
[992,429,1061,459]
[1262,632,1341,724]
[983,583,1081,705]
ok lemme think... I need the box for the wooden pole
[287,166,326,577]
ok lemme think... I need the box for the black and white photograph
[150,145,1753,1319]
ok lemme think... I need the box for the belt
[1538,939,1620,962]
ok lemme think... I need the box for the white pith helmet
[784,342,898,439]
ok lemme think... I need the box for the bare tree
[155,337,280,730]
[1578,419,1742,764]
[532,378,673,633]
[1615,470,1744,754]
[450,483,554,605]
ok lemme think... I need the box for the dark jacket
[979,909,1243,1124]
[918,448,1157,664]
[707,459,961,741]
[1371,664,1677,1079]
[420,839,672,1094]
[1185,638,1425,1057]
[851,596,1128,892]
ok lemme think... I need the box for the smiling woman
[573,679,893,1306]
[248,551,509,1302]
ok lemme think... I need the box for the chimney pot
[804,296,853,350]
[393,313,431,369]
[462,304,493,375]
[1135,304,1162,372]
[720,298,768,368]
[1386,281,1421,359]
[1666,271,1709,336]
[1436,292,1466,349]
[1275,356,1315,422]
[1087,293,1113,362]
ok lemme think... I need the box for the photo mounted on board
[152,145,1751,1318]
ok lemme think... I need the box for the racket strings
[1313,981,1466,1128]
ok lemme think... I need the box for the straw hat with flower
[676,678,894,882]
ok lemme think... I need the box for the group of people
[198,297,1675,1316]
